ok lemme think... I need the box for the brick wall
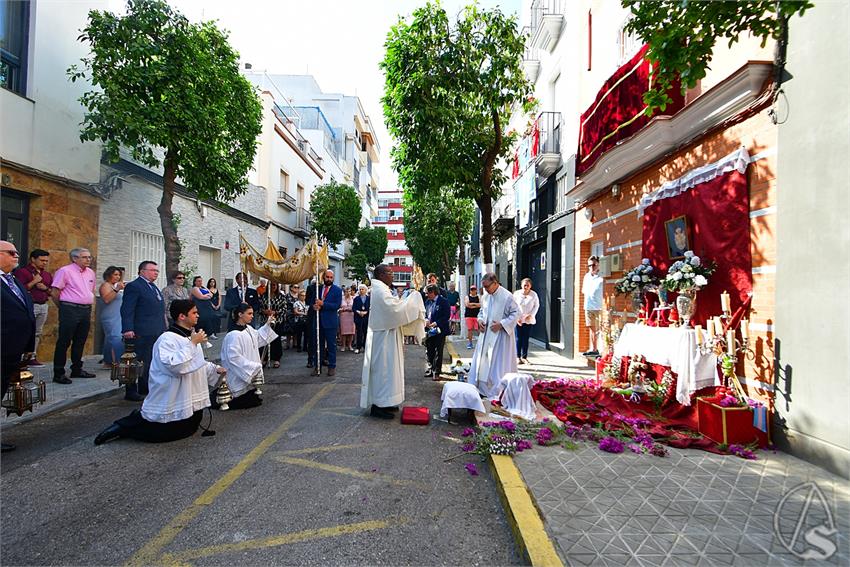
[574,110,777,401]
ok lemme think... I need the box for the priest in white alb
[360,264,426,419]
[218,302,278,409]
[470,272,520,399]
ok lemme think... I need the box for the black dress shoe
[70,370,96,378]
[370,405,394,420]
[1,442,16,453]
[94,424,123,445]
[425,370,434,377]
[53,375,73,384]
[385,406,399,412]
[124,392,145,402]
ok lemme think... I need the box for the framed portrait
[664,215,690,259]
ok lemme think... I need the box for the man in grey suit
[121,261,166,401]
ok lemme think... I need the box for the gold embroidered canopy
[239,233,329,285]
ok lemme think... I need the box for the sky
[108,0,522,192]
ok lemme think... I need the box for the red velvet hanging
[641,170,753,326]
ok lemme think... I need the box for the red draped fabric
[641,170,753,326]
[577,44,685,175]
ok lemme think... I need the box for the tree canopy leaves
[382,2,531,264]
[624,0,812,113]
[69,0,262,274]
[347,226,388,280]
[308,180,362,247]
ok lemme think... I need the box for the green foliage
[346,227,388,280]
[382,2,531,263]
[623,0,812,114]
[403,188,474,280]
[69,0,262,202]
[309,180,361,247]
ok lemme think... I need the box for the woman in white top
[513,278,540,365]
[217,302,278,409]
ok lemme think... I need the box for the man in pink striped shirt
[50,248,97,383]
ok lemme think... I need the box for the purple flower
[729,444,758,460]
[461,428,475,437]
[628,443,644,454]
[464,463,479,476]
[461,442,476,452]
[499,420,516,432]
[516,439,533,452]
[719,395,740,407]
[536,427,554,445]
[649,444,668,457]
[598,437,625,454]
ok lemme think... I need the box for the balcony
[357,149,368,167]
[277,191,297,211]
[522,46,541,83]
[493,201,516,238]
[295,207,312,236]
[529,0,564,53]
[534,111,562,178]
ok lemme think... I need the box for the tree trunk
[478,109,502,267]
[456,224,467,319]
[157,148,182,279]
[477,195,494,268]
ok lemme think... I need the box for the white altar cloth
[613,324,717,405]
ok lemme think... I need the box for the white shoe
[204,341,213,349]
[354,349,359,354]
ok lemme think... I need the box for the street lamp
[2,354,47,417]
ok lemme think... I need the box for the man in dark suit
[307,269,342,376]
[1,240,36,452]
[223,272,261,331]
[121,260,166,401]
[424,283,450,379]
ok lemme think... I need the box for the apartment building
[373,190,412,287]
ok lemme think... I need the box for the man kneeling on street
[94,299,225,445]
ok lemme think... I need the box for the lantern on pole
[110,339,144,387]
[2,354,47,417]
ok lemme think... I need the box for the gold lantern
[111,340,144,387]
[2,354,47,417]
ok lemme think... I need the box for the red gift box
[697,397,767,447]
[401,406,429,425]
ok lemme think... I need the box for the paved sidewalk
[447,335,850,566]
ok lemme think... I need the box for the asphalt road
[1,339,523,566]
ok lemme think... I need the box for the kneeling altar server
[217,302,278,409]
[94,300,225,444]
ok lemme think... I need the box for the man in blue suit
[424,283,450,379]
[1,241,36,452]
[307,269,342,376]
[121,260,166,401]
[223,272,261,331]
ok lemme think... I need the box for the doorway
[528,241,548,344]
[198,246,221,287]
[550,229,564,344]
[1,189,29,256]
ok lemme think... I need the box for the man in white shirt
[581,255,604,356]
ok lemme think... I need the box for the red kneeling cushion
[401,406,429,425]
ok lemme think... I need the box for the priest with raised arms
[360,264,426,419]
[93,299,226,445]
[470,272,520,399]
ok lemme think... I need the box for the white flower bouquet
[614,259,659,295]
[662,251,716,293]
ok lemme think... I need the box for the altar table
[613,324,718,405]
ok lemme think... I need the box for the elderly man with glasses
[469,272,519,399]
[120,261,167,401]
[50,247,97,384]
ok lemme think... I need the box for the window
[1,0,30,95]
[1,189,28,256]
[279,169,290,194]
[617,17,641,65]
[131,231,166,288]
[297,184,305,209]
[394,272,411,283]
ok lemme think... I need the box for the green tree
[624,0,812,114]
[69,0,262,276]
[382,2,532,267]
[308,180,361,247]
[346,226,388,280]
[403,188,474,282]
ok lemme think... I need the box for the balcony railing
[521,29,541,83]
[493,201,516,237]
[529,0,565,53]
[534,111,562,178]
[296,207,312,236]
[277,191,297,210]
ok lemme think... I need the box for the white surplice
[470,285,519,399]
[220,323,278,398]
[141,331,220,423]
[360,279,426,409]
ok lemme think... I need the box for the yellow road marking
[126,383,335,566]
[272,455,427,488]
[320,410,363,419]
[277,442,382,456]
[160,518,406,563]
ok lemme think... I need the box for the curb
[445,339,565,567]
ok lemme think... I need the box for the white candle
[706,322,715,339]
[721,291,731,313]
[713,317,724,336]
[695,325,704,345]
[741,318,749,340]
[727,330,735,355]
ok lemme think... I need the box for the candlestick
[741,318,749,340]
[694,325,703,345]
[726,330,735,355]
[721,291,731,313]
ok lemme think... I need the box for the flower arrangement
[662,251,716,293]
[614,259,659,295]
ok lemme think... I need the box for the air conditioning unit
[609,253,623,273]
[598,255,612,277]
